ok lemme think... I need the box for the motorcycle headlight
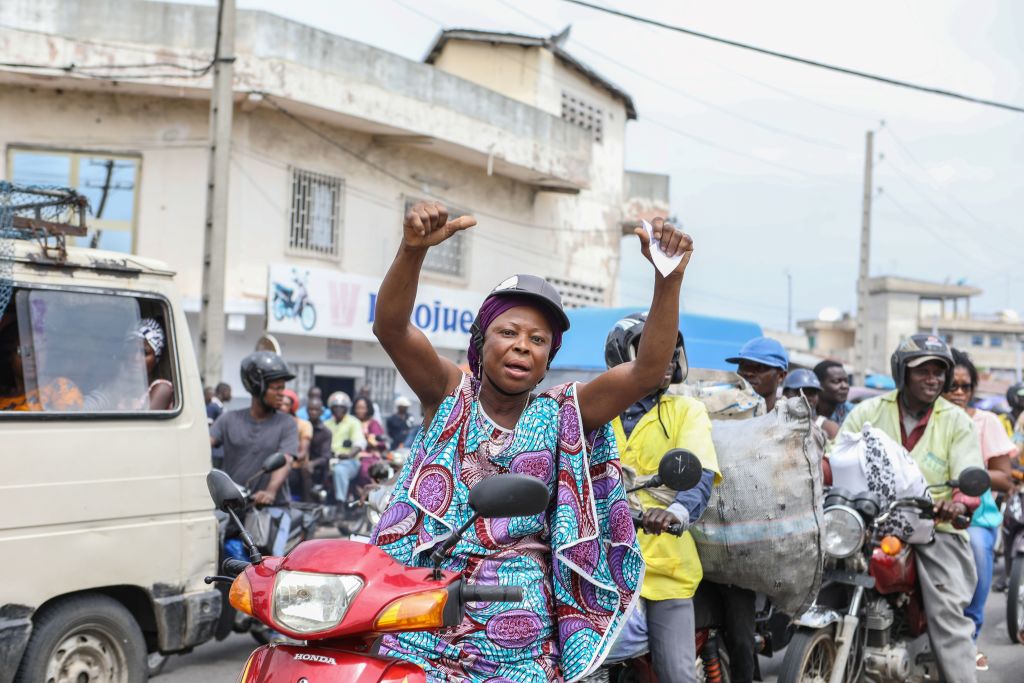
[824,505,865,558]
[272,571,363,634]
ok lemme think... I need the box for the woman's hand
[403,201,477,249]
[633,218,693,277]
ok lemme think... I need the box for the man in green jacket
[841,334,984,682]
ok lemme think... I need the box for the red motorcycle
[778,467,991,683]
[204,467,549,682]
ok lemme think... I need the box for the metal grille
[561,91,604,144]
[289,168,342,258]
[546,276,606,309]
[404,197,466,277]
[365,366,397,411]
[0,182,89,319]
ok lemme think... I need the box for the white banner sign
[267,264,483,350]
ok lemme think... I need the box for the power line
[562,0,1024,115]
[487,0,849,153]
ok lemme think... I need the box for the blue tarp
[551,307,764,372]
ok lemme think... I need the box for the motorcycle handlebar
[462,584,524,603]
[223,559,250,577]
[630,509,685,537]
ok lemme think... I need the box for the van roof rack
[1,181,90,260]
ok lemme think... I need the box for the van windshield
[9,290,149,412]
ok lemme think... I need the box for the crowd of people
[204,200,1024,682]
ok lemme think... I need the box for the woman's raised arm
[577,219,692,434]
[373,202,476,418]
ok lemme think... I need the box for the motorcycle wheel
[1007,555,1024,643]
[273,296,287,321]
[777,627,837,683]
[300,302,317,331]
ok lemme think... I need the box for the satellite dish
[818,307,842,322]
[255,333,281,354]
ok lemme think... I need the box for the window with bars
[289,168,343,258]
[546,276,606,308]
[561,91,604,144]
[404,197,467,278]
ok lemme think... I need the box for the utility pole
[786,270,793,333]
[853,131,874,386]
[199,0,236,385]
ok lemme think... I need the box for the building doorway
[316,375,355,402]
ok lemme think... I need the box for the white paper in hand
[641,219,684,277]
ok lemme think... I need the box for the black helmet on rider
[605,312,687,384]
[889,334,954,394]
[241,351,296,405]
[1007,382,1024,413]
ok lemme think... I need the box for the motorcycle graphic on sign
[272,269,317,332]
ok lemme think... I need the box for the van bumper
[0,605,33,683]
[153,588,222,653]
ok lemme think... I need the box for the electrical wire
[561,0,1024,115]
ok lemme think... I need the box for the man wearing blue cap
[726,336,789,412]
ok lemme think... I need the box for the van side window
[0,288,177,414]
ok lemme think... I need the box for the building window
[403,197,467,278]
[561,91,604,143]
[7,147,139,253]
[289,168,343,259]
[971,335,984,347]
[990,335,1004,348]
[546,276,605,308]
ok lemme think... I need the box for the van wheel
[14,594,148,683]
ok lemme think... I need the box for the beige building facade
[0,2,656,406]
[800,276,1023,383]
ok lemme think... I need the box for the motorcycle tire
[300,302,317,331]
[14,593,147,683]
[1007,555,1024,644]
[273,296,287,321]
[777,627,838,683]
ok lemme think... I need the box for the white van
[0,239,220,682]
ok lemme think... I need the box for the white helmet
[394,395,412,409]
[327,391,352,409]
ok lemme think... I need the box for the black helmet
[889,334,953,393]
[605,312,687,384]
[1008,382,1024,412]
[240,351,295,397]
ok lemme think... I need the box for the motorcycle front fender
[793,604,841,630]
[239,643,426,683]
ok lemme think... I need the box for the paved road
[161,562,1024,682]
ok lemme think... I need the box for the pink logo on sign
[328,281,361,327]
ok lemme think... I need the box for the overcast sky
[165,0,1024,330]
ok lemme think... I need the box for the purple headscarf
[467,294,564,380]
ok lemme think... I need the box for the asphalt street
[161,561,1024,682]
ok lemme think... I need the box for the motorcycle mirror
[207,469,246,511]
[469,474,550,519]
[261,452,288,473]
[656,449,703,491]
[952,467,991,498]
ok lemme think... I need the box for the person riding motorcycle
[607,313,721,683]
[325,390,366,508]
[1002,382,1024,450]
[209,351,299,556]
[841,334,985,682]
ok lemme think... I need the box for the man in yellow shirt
[324,391,366,506]
[606,313,721,683]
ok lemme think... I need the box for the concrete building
[0,1,661,406]
[799,276,1023,382]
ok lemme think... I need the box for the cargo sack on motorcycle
[668,368,764,421]
[830,423,934,544]
[691,397,826,616]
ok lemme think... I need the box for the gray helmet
[890,334,954,393]
[327,391,352,409]
[783,369,822,392]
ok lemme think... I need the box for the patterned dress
[372,375,643,682]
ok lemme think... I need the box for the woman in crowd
[136,317,173,410]
[353,395,384,449]
[943,348,1016,671]
[281,389,313,494]
[370,201,692,682]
